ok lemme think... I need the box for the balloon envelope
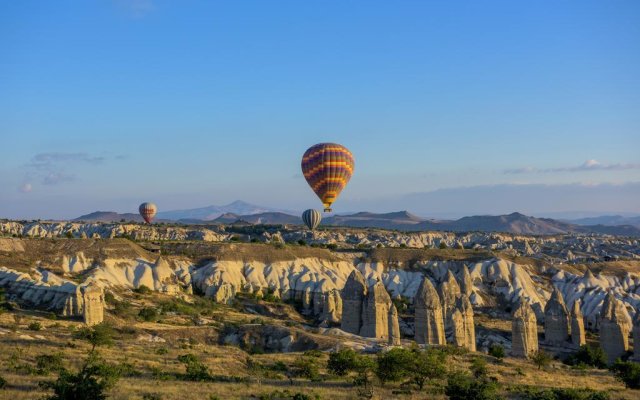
[139,202,157,224]
[302,209,322,230]
[301,143,354,212]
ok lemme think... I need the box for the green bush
[470,357,488,378]
[410,348,447,389]
[375,348,414,385]
[73,323,114,350]
[445,372,500,400]
[532,351,552,370]
[439,242,448,249]
[178,354,211,381]
[40,353,121,400]
[28,321,42,331]
[292,356,320,381]
[0,375,5,389]
[138,307,159,322]
[565,345,607,369]
[134,285,152,295]
[517,386,610,400]
[36,353,64,375]
[610,360,640,389]
[488,344,505,359]
[327,348,359,376]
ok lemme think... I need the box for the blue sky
[1,0,639,219]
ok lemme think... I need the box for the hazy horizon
[2,1,639,220]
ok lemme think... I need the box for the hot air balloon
[301,143,354,212]
[139,202,157,224]
[302,209,322,230]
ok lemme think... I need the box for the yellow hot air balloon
[301,143,354,212]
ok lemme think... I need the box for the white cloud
[504,160,640,174]
[18,183,32,193]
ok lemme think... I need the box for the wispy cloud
[28,152,105,169]
[21,152,122,188]
[504,160,640,174]
[113,0,155,17]
[18,183,32,193]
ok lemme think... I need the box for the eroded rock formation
[599,292,630,364]
[451,296,475,351]
[511,301,538,358]
[360,281,392,340]
[81,284,104,326]
[414,277,445,345]
[439,270,461,330]
[544,288,569,346]
[388,304,401,345]
[570,299,586,348]
[341,270,367,334]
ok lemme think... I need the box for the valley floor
[0,312,637,400]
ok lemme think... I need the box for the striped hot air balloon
[139,202,157,224]
[301,143,354,212]
[302,209,322,230]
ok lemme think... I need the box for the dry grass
[0,311,637,400]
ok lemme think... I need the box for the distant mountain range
[567,215,640,229]
[73,201,640,236]
[155,200,291,221]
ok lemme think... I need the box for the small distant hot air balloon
[302,209,322,230]
[139,202,157,224]
[301,143,354,212]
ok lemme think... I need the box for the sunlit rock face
[359,281,393,340]
[452,296,476,351]
[414,277,445,345]
[599,292,630,364]
[570,299,586,348]
[340,270,367,334]
[511,301,538,359]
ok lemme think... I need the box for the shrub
[297,239,307,246]
[565,345,607,369]
[28,321,42,331]
[41,353,121,400]
[134,285,152,295]
[73,323,114,350]
[610,360,640,389]
[410,348,447,389]
[488,344,505,359]
[138,307,159,322]
[0,375,5,389]
[517,386,610,400]
[327,348,359,376]
[439,242,448,249]
[470,356,489,378]
[375,348,414,385]
[36,353,64,375]
[445,372,500,400]
[532,351,552,370]
[178,354,211,381]
[292,356,320,381]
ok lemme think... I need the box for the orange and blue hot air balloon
[301,143,354,212]
[139,202,157,224]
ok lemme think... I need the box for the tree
[439,242,448,249]
[73,323,114,352]
[488,344,505,360]
[565,345,607,369]
[610,360,640,389]
[375,348,413,385]
[470,357,488,378]
[445,372,500,400]
[328,348,359,376]
[41,352,121,400]
[532,351,552,370]
[410,348,447,389]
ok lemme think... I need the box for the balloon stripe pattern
[301,143,354,212]
[302,209,322,230]
[139,202,157,224]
